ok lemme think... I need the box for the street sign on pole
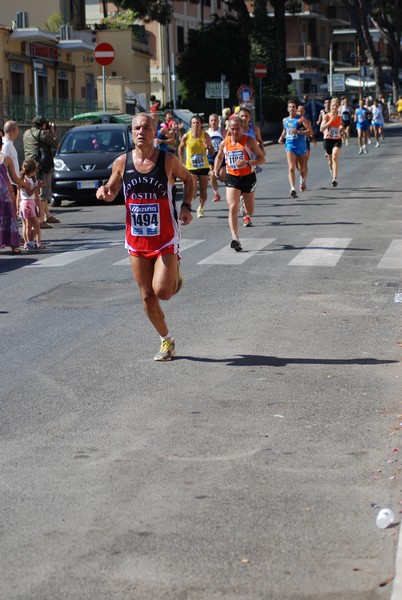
[94,43,115,112]
[332,73,345,92]
[254,64,267,79]
[94,43,115,66]
[253,65,267,128]
[205,81,230,99]
[237,85,254,103]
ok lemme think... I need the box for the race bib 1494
[129,203,160,236]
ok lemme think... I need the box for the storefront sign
[25,42,59,62]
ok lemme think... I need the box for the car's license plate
[77,180,98,189]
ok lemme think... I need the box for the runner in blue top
[278,99,310,198]
[354,99,370,154]
[238,106,266,224]
[296,104,314,192]
[238,107,265,155]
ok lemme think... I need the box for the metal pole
[34,70,40,115]
[102,66,106,111]
[171,52,177,110]
[221,74,226,114]
[259,77,263,128]
[329,45,333,97]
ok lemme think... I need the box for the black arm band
[181,202,192,211]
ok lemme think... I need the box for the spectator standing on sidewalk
[0,137,30,254]
[2,121,22,242]
[23,116,60,229]
[2,121,20,190]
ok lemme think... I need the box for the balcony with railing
[131,24,150,54]
[286,42,328,64]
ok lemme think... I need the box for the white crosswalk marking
[198,238,276,265]
[377,240,402,269]
[24,242,120,268]
[288,238,352,267]
[17,237,402,271]
[25,248,105,268]
[113,238,204,265]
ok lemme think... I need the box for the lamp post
[172,52,177,110]
[164,0,172,105]
[356,37,362,100]
[329,44,333,96]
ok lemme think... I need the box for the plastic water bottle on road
[376,508,395,529]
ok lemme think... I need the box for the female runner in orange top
[320,97,344,187]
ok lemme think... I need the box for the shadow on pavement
[177,354,397,367]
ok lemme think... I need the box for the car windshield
[60,129,129,154]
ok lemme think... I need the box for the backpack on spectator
[32,131,53,173]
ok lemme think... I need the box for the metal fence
[3,97,98,124]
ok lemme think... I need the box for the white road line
[113,239,205,265]
[25,248,106,267]
[377,240,402,269]
[288,238,352,267]
[391,527,402,600]
[198,238,276,265]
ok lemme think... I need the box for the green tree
[102,9,139,29]
[370,0,401,100]
[176,14,249,111]
[340,0,386,96]
[45,12,64,32]
[115,0,289,116]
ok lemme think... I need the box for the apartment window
[320,27,327,48]
[58,70,68,99]
[10,62,24,96]
[177,25,185,53]
[204,0,211,6]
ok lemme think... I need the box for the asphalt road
[1,124,402,600]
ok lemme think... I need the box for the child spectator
[19,159,44,250]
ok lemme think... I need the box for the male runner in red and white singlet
[96,113,195,361]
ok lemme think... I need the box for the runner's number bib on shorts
[129,203,160,236]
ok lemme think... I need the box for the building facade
[0,24,96,123]
[86,0,228,107]
[267,0,391,98]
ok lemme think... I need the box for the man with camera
[23,116,60,228]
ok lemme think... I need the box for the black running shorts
[189,167,210,176]
[323,138,342,155]
[226,172,257,193]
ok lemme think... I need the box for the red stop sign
[254,64,267,78]
[94,43,115,66]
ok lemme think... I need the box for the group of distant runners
[277,94,386,198]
